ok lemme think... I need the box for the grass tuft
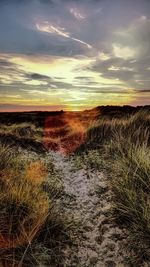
[75,109,150,265]
[0,143,71,266]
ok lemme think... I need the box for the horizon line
[0,104,150,113]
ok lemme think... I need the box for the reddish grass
[43,111,98,154]
[0,110,98,155]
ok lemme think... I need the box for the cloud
[25,73,51,80]
[113,44,135,60]
[134,89,150,93]
[36,22,70,38]
[36,21,92,49]
[0,0,150,109]
[0,0,95,56]
[1,0,149,59]
[0,59,15,67]
[89,53,150,91]
[70,7,86,20]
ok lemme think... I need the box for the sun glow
[0,53,136,110]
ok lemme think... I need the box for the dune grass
[75,109,150,265]
[0,108,149,266]
[0,122,43,141]
[0,144,48,256]
[0,122,47,153]
[105,135,150,265]
[0,144,72,267]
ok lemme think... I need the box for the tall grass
[105,135,150,264]
[76,109,150,265]
[0,144,71,266]
[0,144,49,249]
[0,123,43,141]
[0,122,46,153]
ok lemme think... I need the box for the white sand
[49,151,129,267]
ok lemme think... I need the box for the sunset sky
[0,0,150,111]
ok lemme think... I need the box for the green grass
[0,122,46,153]
[71,150,103,171]
[105,138,150,265]
[0,144,72,267]
[75,109,150,265]
[0,109,150,266]
[0,122,43,141]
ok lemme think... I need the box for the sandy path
[49,151,129,267]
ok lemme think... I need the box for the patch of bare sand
[49,151,130,267]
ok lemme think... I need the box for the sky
[0,0,150,111]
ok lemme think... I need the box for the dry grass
[0,123,43,141]
[0,122,45,153]
[43,111,97,154]
[0,144,72,267]
[1,108,149,265]
[26,160,47,185]
[0,144,49,250]
[105,135,150,265]
[71,150,103,170]
[76,110,150,152]
[75,109,150,265]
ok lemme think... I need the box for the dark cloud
[0,59,20,70]
[0,59,14,67]
[89,55,150,90]
[75,76,93,80]
[25,73,51,80]
[0,0,150,108]
[134,89,150,93]
[90,58,122,72]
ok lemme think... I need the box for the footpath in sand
[43,112,129,266]
[49,151,129,267]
